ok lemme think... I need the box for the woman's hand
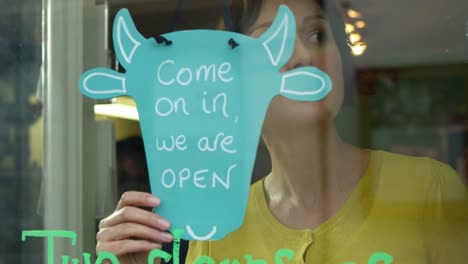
[96,191,173,264]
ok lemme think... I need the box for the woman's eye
[306,30,325,45]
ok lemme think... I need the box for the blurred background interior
[1,0,467,263]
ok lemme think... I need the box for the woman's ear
[257,5,296,69]
[113,8,146,69]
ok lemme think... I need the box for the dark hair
[222,0,357,103]
[228,0,324,34]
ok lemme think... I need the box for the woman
[96,0,467,263]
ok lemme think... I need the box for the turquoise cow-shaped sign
[79,5,332,240]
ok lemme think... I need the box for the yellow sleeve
[425,161,468,263]
[186,240,210,263]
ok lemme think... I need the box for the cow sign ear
[258,5,296,68]
[278,67,332,101]
[79,68,128,99]
[113,8,145,69]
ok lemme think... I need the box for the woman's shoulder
[375,149,439,165]
[372,149,457,178]
[371,150,466,201]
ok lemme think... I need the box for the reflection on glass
[0,0,44,262]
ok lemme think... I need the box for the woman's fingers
[97,222,174,243]
[99,206,171,231]
[116,191,161,210]
[95,191,170,263]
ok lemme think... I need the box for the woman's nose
[281,38,314,72]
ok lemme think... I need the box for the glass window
[6,0,467,263]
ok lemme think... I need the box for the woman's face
[246,0,345,134]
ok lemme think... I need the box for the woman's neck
[263,124,369,213]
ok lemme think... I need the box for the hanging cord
[154,0,239,49]
[153,0,184,46]
[219,0,233,31]
[171,0,185,32]
[219,0,239,49]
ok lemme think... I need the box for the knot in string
[154,35,173,46]
[228,38,239,49]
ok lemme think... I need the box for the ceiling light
[345,23,355,33]
[351,42,367,56]
[95,104,139,121]
[94,96,139,121]
[349,33,362,44]
[355,20,366,28]
[347,9,362,19]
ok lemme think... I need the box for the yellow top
[186,151,468,263]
